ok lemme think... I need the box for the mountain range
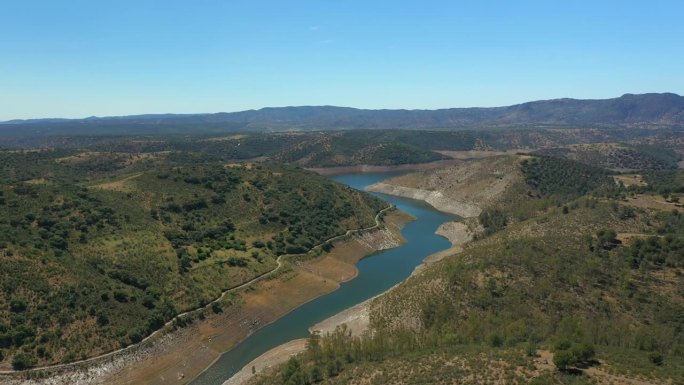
[2,93,684,137]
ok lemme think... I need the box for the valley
[1,96,683,385]
[245,154,684,385]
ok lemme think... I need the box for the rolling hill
[251,156,684,385]
[0,150,386,369]
[2,93,683,138]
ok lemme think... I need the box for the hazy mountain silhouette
[2,93,683,137]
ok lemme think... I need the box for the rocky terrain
[366,155,527,220]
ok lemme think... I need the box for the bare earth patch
[613,174,647,187]
[621,195,683,212]
[367,155,525,218]
[89,172,143,192]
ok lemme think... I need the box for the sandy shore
[221,339,308,385]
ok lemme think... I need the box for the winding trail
[0,204,394,376]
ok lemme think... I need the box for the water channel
[190,172,455,385]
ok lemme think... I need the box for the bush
[648,352,664,366]
[570,343,595,363]
[552,340,595,370]
[553,339,572,351]
[12,352,37,370]
[553,350,575,370]
[479,208,507,235]
[9,297,27,313]
[211,302,223,314]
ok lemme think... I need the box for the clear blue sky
[1,0,683,120]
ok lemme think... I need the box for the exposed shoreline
[227,189,475,385]
[0,209,411,385]
[366,182,481,217]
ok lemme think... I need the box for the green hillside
[252,159,684,385]
[0,150,385,368]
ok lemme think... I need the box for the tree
[327,359,342,377]
[553,350,575,371]
[310,365,323,383]
[479,208,507,235]
[282,357,310,384]
[211,302,223,314]
[570,343,595,364]
[596,229,619,250]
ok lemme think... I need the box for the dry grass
[613,174,647,187]
[89,172,143,192]
[620,195,683,212]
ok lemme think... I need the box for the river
[190,172,455,385]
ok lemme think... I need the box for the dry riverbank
[366,155,525,219]
[1,211,412,385]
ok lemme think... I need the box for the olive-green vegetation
[0,150,385,369]
[639,169,684,197]
[4,126,682,170]
[534,143,681,172]
[254,159,683,385]
[521,156,613,198]
[271,134,448,167]
[477,208,507,236]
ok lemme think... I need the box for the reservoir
[190,172,455,385]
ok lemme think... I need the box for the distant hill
[2,93,684,137]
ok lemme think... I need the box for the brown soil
[613,174,647,187]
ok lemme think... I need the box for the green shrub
[648,352,664,366]
[12,352,37,370]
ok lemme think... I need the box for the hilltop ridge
[2,93,684,137]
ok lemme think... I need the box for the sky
[1,0,683,120]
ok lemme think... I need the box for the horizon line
[2,92,680,124]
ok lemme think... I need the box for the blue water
[190,172,454,385]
